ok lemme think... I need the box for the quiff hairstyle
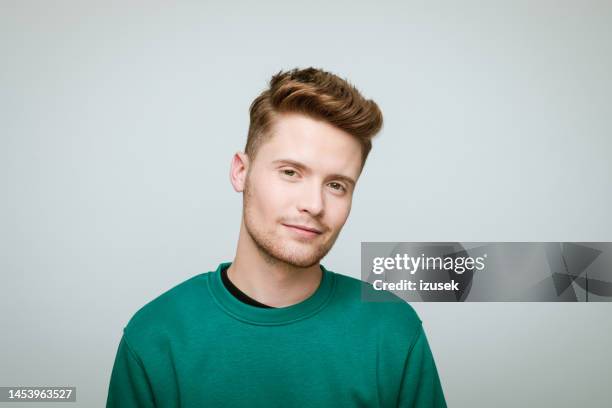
[245,67,383,170]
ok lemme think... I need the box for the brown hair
[245,67,383,170]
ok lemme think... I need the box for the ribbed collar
[207,261,336,326]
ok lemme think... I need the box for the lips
[282,224,322,234]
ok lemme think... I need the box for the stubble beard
[242,177,339,268]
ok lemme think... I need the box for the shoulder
[122,271,213,347]
[330,271,423,335]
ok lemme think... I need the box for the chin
[245,219,331,268]
[274,249,322,268]
[271,240,332,267]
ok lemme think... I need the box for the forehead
[254,113,363,178]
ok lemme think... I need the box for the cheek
[326,199,352,229]
[251,177,292,219]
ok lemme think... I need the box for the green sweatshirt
[107,262,447,407]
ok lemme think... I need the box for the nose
[297,182,324,217]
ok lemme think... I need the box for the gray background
[1,0,611,406]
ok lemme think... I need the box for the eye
[328,182,346,192]
[281,169,297,177]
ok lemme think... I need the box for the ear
[229,152,250,192]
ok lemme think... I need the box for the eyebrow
[272,159,356,187]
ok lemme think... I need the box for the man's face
[242,112,363,268]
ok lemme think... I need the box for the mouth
[282,223,323,238]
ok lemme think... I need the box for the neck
[227,217,323,308]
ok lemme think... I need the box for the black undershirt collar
[220,264,275,309]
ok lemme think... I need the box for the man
[107,67,447,407]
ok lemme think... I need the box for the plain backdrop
[2,1,611,406]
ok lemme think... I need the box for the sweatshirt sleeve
[106,332,156,408]
[397,325,447,408]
